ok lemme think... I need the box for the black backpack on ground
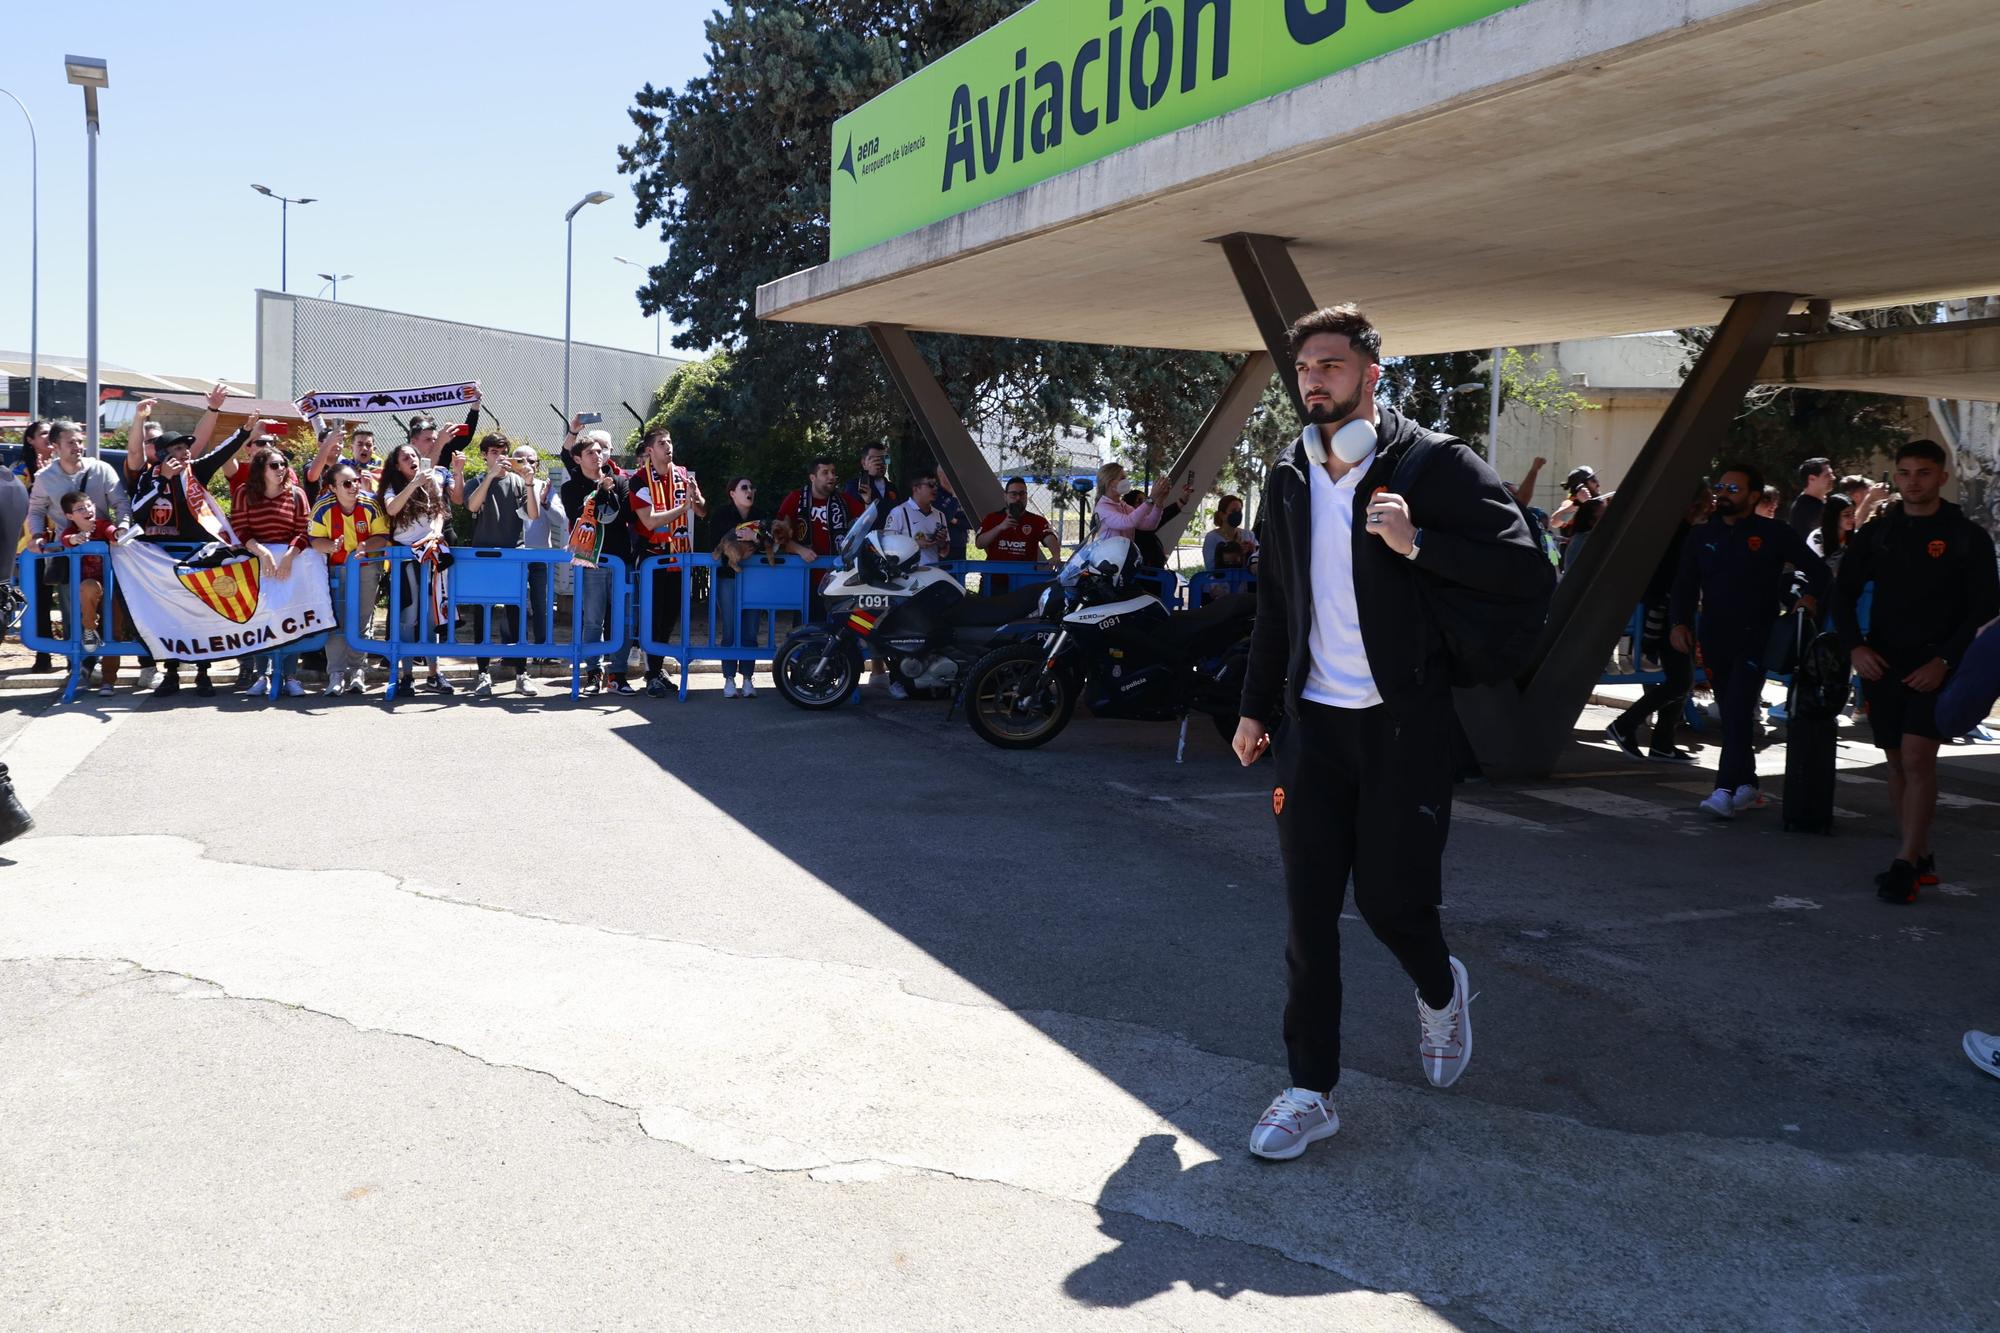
[1783,612,1840,834]
[1388,433,1556,688]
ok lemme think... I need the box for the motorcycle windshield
[836,499,881,567]
[1057,539,1100,587]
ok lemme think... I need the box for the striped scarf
[409,534,450,627]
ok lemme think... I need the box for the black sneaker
[1647,747,1698,765]
[1917,854,1939,888]
[0,763,32,847]
[156,671,181,697]
[1604,722,1644,760]
[426,675,456,696]
[583,666,603,695]
[1875,859,1919,905]
[32,652,53,673]
[195,668,215,698]
[611,677,637,696]
[645,672,668,698]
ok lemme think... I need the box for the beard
[1303,383,1366,426]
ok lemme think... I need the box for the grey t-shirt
[467,472,530,548]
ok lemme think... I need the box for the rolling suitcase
[1782,612,1843,835]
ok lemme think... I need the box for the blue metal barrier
[1188,569,1256,606]
[19,541,329,705]
[637,552,816,698]
[1135,567,1184,609]
[939,559,1058,598]
[346,548,630,701]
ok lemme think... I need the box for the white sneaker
[888,681,910,700]
[514,674,535,696]
[1731,783,1767,812]
[324,678,349,697]
[1965,1030,2000,1081]
[1699,787,1735,820]
[247,675,271,698]
[1418,956,1473,1089]
[136,664,162,691]
[345,670,367,695]
[282,678,303,697]
[1247,1088,1339,1160]
[721,680,738,699]
[473,672,494,697]
[741,680,757,699]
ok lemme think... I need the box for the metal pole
[1488,346,1503,474]
[280,197,288,294]
[85,113,98,458]
[0,89,37,423]
[654,311,661,358]
[563,215,575,420]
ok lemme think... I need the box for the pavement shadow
[1063,1134,1353,1308]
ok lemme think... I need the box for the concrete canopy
[1761,319,2000,403]
[758,0,2000,356]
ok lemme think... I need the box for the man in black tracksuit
[1234,305,1549,1161]
[1670,463,1829,820]
[1833,439,1999,903]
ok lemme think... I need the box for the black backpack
[1790,611,1850,720]
[1388,433,1556,688]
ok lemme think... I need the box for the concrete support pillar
[867,323,1006,523]
[1155,352,1276,547]
[1458,292,1802,777]
[1217,233,1318,420]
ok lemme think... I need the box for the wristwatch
[1404,528,1424,561]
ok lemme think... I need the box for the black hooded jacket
[1240,406,1548,724]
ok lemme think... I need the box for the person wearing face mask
[1670,463,1830,821]
[1233,305,1549,1162]
[1202,495,1257,573]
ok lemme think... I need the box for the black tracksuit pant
[643,565,683,675]
[1701,625,1770,792]
[1276,697,1457,1094]
[1616,636,1694,750]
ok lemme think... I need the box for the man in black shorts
[1834,440,1999,903]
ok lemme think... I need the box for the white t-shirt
[1302,454,1383,710]
[886,498,947,567]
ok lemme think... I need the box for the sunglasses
[265,460,288,471]
[1713,482,1744,494]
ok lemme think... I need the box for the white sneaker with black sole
[1418,955,1474,1088]
[1964,1031,2000,1081]
[1247,1088,1338,1160]
[1699,787,1735,819]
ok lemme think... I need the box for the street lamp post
[315,272,353,301]
[65,56,106,458]
[0,88,38,424]
[612,255,660,357]
[251,184,317,293]
[563,191,614,420]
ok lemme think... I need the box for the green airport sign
[830,0,1532,259]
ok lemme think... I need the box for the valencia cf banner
[111,543,336,662]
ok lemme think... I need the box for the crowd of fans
[4,392,1260,700]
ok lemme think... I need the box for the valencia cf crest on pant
[1272,787,1286,816]
[176,553,262,624]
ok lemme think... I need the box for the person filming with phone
[977,477,1061,594]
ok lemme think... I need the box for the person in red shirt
[777,456,857,614]
[232,444,312,698]
[976,476,1060,594]
[48,491,122,692]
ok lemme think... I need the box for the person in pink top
[1093,462,1170,540]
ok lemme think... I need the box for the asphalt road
[2,677,1996,1331]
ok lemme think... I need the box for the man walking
[1788,458,1833,538]
[1232,305,1549,1160]
[1834,440,1999,903]
[1670,464,1829,819]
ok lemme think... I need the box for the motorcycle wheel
[964,643,1077,749]
[775,633,860,711]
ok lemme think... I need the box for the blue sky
[0,0,716,383]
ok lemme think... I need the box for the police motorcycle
[958,535,1261,756]
[773,501,1047,711]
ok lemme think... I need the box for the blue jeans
[578,565,629,677]
[250,650,295,682]
[714,575,759,683]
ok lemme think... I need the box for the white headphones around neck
[1305,418,1377,466]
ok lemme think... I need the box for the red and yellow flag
[176,555,262,625]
